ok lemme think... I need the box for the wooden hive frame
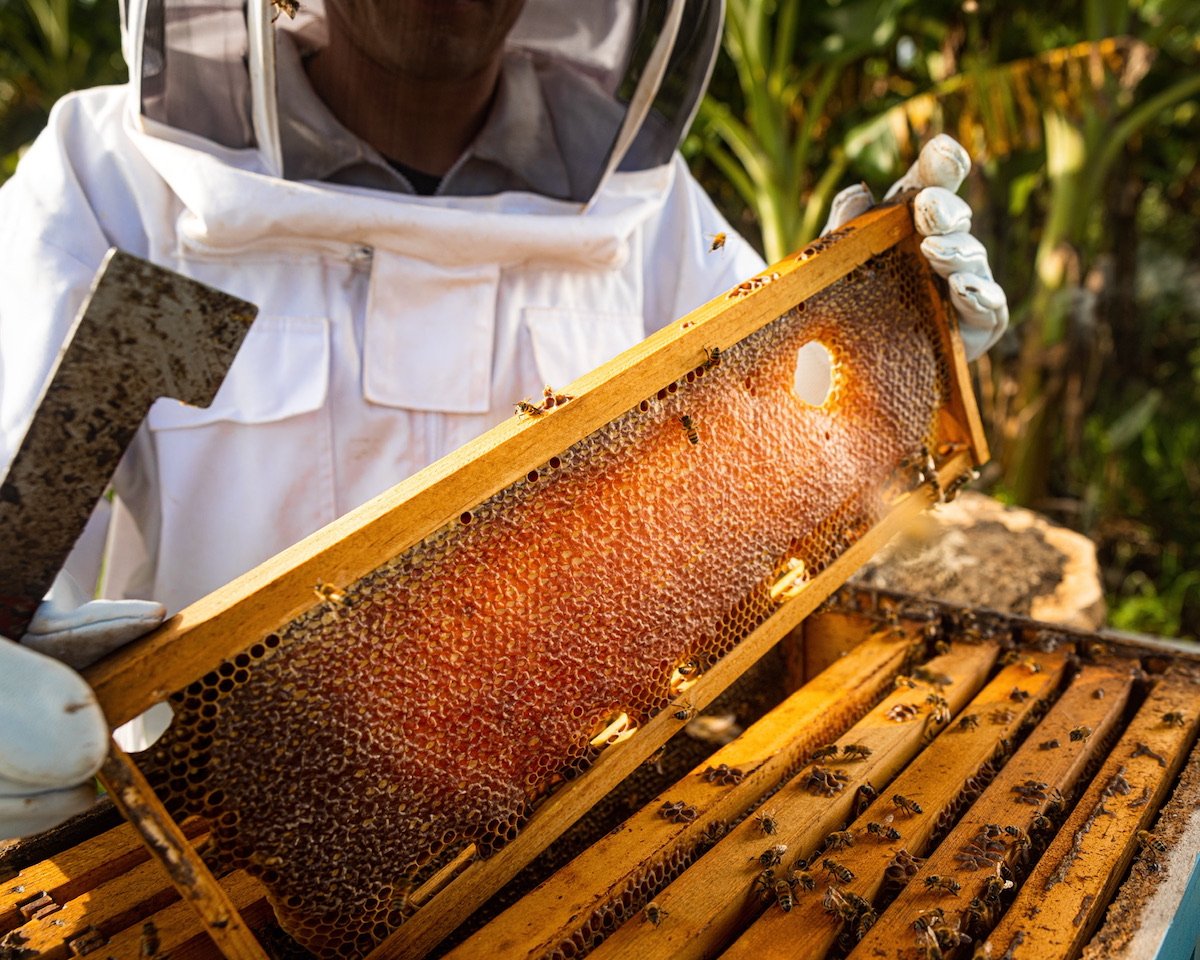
[30,199,986,959]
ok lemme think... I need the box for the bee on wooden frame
[1069,725,1092,742]
[825,830,855,850]
[702,346,722,370]
[755,810,779,836]
[1163,711,1187,728]
[823,857,855,883]
[643,902,669,926]
[314,581,349,607]
[924,875,962,896]
[750,844,788,868]
[867,821,902,841]
[893,793,923,815]
[514,398,544,418]
[841,743,872,761]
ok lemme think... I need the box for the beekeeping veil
[118,0,723,203]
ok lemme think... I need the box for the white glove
[0,574,164,839]
[822,135,1009,361]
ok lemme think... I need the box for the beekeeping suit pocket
[362,255,500,414]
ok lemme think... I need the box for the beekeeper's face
[325,0,528,81]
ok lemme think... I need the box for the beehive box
[5,588,1199,960]
[4,198,1002,959]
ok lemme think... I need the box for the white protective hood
[116,0,725,202]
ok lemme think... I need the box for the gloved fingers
[0,638,109,788]
[822,182,874,235]
[884,134,971,199]
[0,777,99,840]
[948,273,1010,362]
[24,598,166,670]
[913,188,973,237]
[920,233,993,281]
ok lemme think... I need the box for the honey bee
[1069,725,1092,742]
[957,714,980,731]
[750,844,788,868]
[894,675,920,690]
[514,398,544,418]
[679,415,700,445]
[823,857,855,883]
[810,744,840,762]
[868,821,902,841]
[913,667,953,687]
[924,875,962,896]
[702,346,722,369]
[540,385,574,410]
[1030,815,1053,832]
[644,902,669,926]
[773,876,797,912]
[1163,711,1188,728]
[708,232,727,252]
[790,867,816,891]
[140,920,160,958]
[1009,687,1031,703]
[1039,738,1061,750]
[841,743,872,761]
[314,581,349,606]
[755,810,779,835]
[270,0,299,20]
[825,830,855,850]
[672,702,695,721]
[1137,830,1167,853]
[893,794,923,815]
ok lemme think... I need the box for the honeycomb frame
[83,199,987,959]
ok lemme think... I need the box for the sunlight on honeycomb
[136,245,953,957]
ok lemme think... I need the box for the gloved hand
[822,135,1009,361]
[0,574,164,839]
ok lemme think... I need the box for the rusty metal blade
[0,249,257,639]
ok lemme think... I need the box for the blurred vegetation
[1,0,1197,636]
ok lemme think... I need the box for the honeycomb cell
[136,247,953,957]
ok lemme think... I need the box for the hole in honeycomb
[589,711,636,748]
[135,246,953,957]
[793,340,836,406]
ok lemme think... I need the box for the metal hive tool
[77,200,986,959]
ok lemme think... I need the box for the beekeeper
[0,0,1008,838]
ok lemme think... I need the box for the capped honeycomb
[136,245,954,957]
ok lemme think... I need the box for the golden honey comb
[138,246,950,957]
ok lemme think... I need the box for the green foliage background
[1,0,1198,637]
